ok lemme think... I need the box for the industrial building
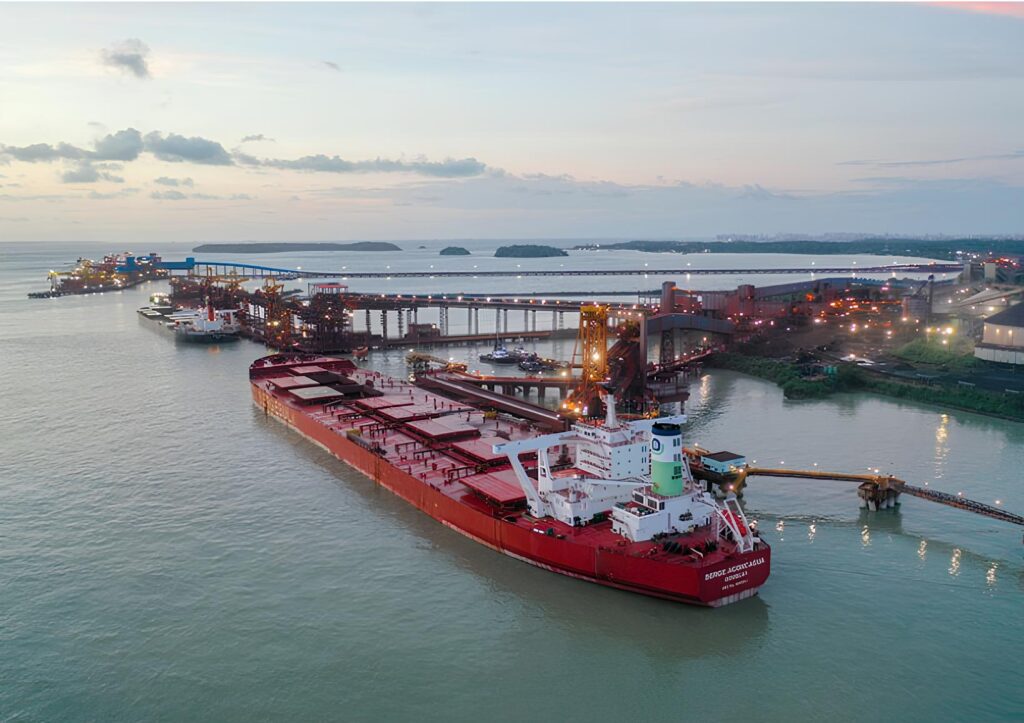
[974,303,1024,366]
[700,451,747,476]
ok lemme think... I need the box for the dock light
[996,500,1002,505]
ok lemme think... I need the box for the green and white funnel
[650,423,684,497]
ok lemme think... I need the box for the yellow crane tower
[563,304,609,417]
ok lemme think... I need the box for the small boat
[169,303,242,344]
[479,343,520,364]
[353,346,369,359]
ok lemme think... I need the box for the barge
[250,354,770,606]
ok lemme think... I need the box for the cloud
[241,134,274,143]
[839,150,1024,168]
[2,128,486,178]
[101,39,152,79]
[154,176,194,187]
[1,129,142,164]
[151,190,187,200]
[93,128,144,161]
[143,131,233,165]
[88,189,138,200]
[61,161,124,184]
[1,142,87,162]
[150,190,254,201]
[262,154,487,177]
[322,61,340,71]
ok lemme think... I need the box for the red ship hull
[251,365,770,606]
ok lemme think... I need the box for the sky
[1,1,1023,242]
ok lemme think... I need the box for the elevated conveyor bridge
[727,467,1023,533]
[117,256,963,280]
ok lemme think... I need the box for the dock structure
[701,466,1024,533]
[118,255,963,280]
[415,372,567,432]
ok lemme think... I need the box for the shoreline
[706,353,1024,424]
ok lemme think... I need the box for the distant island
[494,244,568,258]
[573,238,1024,261]
[440,246,471,256]
[192,241,402,253]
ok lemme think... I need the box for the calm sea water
[1,241,1021,721]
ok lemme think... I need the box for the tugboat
[479,342,520,365]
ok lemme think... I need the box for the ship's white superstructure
[495,394,758,552]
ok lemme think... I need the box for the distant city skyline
[2,2,1023,241]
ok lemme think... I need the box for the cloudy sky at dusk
[2,2,1023,242]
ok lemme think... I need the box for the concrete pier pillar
[531,309,537,331]
[381,310,388,340]
[397,308,405,339]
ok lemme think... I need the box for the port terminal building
[975,303,1024,366]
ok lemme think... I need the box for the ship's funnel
[602,391,617,428]
[651,422,683,497]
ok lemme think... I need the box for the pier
[117,255,964,279]
[713,466,1024,531]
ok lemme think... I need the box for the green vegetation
[494,244,568,258]
[708,352,1024,422]
[892,338,980,370]
[573,238,1024,260]
[852,374,1024,421]
[707,353,837,399]
[439,246,471,256]
[192,242,402,253]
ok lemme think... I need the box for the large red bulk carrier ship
[250,354,770,606]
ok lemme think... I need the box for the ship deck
[251,356,742,568]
